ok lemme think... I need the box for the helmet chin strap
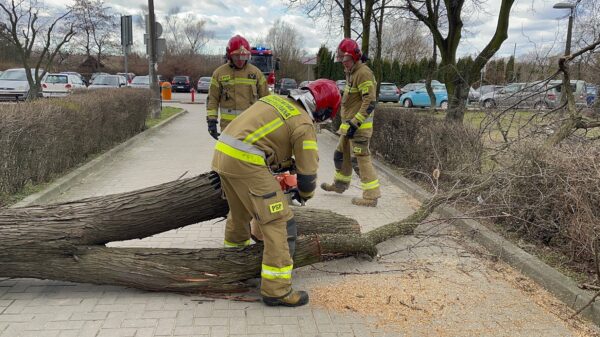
[288,89,316,121]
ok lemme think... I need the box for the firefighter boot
[351,197,378,207]
[320,182,347,194]
[263,290,309,307]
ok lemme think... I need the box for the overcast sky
[55,0,580,59]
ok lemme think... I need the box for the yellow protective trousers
[219,170,297,298]
[332,135,381,200]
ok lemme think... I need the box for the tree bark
[1,171,489,293]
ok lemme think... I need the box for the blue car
[586,85,597,106]
[399,84,448,109]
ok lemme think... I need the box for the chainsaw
[270,159,304,206]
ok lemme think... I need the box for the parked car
[88,75,125,89]
[399,84,448,108]
[0,68,43,101]
[585,84,597,106]
[480,82,558,110]
[477,85,505,98]
[400,83,425,94]
[129,75,150,89]
[116,72,135,83]
[548,80,588,107]
[275,78,298,95]
[41,73,86,97]
[467,87,480,104]
[336,80,346,94]
[196,76,211,93]
[61,71,88,86]
[90,72,109,84]
[171,75,192,92]
[298,80,314,88]
[378,82,400,103]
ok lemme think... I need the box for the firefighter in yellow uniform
[321,38,381,207]
[206,35,270,139]
[211,79,341,307]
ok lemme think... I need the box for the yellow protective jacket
[338,61,377,138]
[207,62,270,130]
[212,95,318,200]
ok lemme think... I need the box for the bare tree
[397,0,516,122]
[266,19,307,80]
[0,0,76,100]
[183,15,213,54]
[70,0,117,69]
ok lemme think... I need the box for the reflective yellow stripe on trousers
[224,239,251,248]
[261,263,293,280]
[361,179,380,190]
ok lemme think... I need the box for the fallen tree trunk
[0,172,488,293]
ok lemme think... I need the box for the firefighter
[207,35,270,139]
[320,38,381,207]
[211,79,341,307]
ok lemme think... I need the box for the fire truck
[250,46,278,92]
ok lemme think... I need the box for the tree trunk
[1,171,487,293]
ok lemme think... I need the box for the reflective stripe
[224,239,251,248]
[361,179,380,190]
[207,109,218,117]
[261,263,293,280]
[355,113,366,123]
[243,118,284,144]
[258,76,266,85]
[260,95,302,120]
[221,109,244,121]
[339,121,373,131]
[302,140,318,150]
[346,86,360,93]
[221,114,237,121]
[358,80,374,94]
[215,134,267,166]
[334,172,352,183]
[220,78,258,86]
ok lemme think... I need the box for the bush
[484,141,600,268]
[0,89,151,203]
[371,107,483,178]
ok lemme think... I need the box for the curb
[322,129,600,325]
[13,109,188,208]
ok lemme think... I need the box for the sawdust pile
[310,267,600,336]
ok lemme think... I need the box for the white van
[0,68,44,101]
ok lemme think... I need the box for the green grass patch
[0,180,50,207]
[145,106,183,128]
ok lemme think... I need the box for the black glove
[346,121,359,139]
[286,188,307,205]
[208,170,221,191]
[207,120,220,140]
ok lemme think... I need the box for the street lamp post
[553,2,576,55]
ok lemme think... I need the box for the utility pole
[148,0,160,118]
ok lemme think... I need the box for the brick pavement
[0,92,593,336]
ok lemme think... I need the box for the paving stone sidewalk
[0,93,594,337]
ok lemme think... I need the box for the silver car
[0,68,43,101]
[480,82,558,110]
[129,75,150,89]
[88,75,125,89]
[197,76,211,93]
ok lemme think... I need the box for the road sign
[120,15,133,47]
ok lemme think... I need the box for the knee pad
[333,150,344,171]
[286,217,298,258]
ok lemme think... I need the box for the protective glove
[207,119,220,140]
[285,188,307,206]
[208,170,221,191]
[346,120,359,139]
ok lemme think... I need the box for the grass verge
[145,106,183,128]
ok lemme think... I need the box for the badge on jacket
[248,74,257,79]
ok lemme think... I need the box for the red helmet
[304,79,341,122]
[226,35,251,67]
[336,38,361,62]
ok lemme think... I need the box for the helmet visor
[336,51,353,63]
